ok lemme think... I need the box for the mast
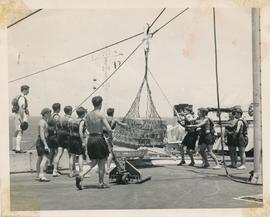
[250,8,262,184]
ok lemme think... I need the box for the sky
[8,8,253,117]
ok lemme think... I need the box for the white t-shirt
[18,94,28,122]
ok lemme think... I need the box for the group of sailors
[175,106,248,170]
[12,84,249,190]
[12,85,124,189]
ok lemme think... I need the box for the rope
[212,8,261,186]
[148,68,179,117]
[149,8,166,29]
[73,40,144,112]
[7,9,43,28]
[8,32,144,83]
[152,8,189,36]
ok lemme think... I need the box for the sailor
[177,107,198,166]
[12,85,30,153]
[69,107,88,177]
[52,105,73,177]
[233,107,248,170]
[224,110,238,168]
[46,103,61,174]
[104,107,127,173]
[35,108,51,182]
[187,108,221,169]
[75,96,112,190]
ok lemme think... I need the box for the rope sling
[113,25,167,149]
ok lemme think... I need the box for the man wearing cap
[35,108,51,182]
[233,107,248,170]
[12,85,30,153]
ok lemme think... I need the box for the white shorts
[14,114,28,132]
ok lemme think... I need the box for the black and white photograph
[1,1,270,217]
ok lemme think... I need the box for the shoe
[99,183,110,189]
[213,165,222,170]
[15,150,27,153]
[52,171,61,177]
[75,177,83,190]
[237,165,246,170]
[177,161,186,166]
[201,164,210,168]
[189,162,195,166]
[39,177,50,182]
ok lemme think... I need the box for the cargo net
[113,75,167,149]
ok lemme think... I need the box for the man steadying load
[187,108,221,169]
[104,107,127,173]
[12,85,30,153]
[35,108,51,182]
[177,107,198,166]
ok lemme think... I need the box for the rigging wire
[8,8,168,84]
[72,40,144,112]
[152,8,189,36]
[8,32,143,83]
[149,8,166,29]
[7,9,43,29]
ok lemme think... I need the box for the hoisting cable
[149,8,166,29]
[7,9,43,28]
[8,8,167,84]
[152,8,189,36]
[8,32,144,83]
[212,8,261,186]
[72,40,144,112]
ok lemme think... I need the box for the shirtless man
[104,107,127,172]
[76,96,112,190]
[35,108,51,182]
[12,85,30,153]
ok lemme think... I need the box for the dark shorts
[182,132,198,150]
[47,135,58,149]
[199,133,215,146]
[237,135,248,147]
[87,134,109,160]
[57,133,70,150]
[226,134,236,147]
[69,136,83,155]
[36,137,49,157]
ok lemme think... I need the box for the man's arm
[18,97,26,121]
[235,120,243,134]
[115,119,127,127]
[187,118,208,128]
[102,115,112,139]
[39,121,49,150]
[79,121,86,146]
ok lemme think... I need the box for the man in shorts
[46,103,61,174]
[75,96,112,190]
[187,108,221,169]
[69,107,88,177]
[12,85,30,153]
[35,108,51,182]
[53,105,73,177]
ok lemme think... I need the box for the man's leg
[199,143,208,167]
[207,145,221,169]
[53,147,63,176]
[15,131,23,152]
[97,159,108,187]
[36,156,42,180]
[69,153,75,177]
[238,146,246,169]
[39,155,50,181]
[177,143,185,165]
[187,149,195,166]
